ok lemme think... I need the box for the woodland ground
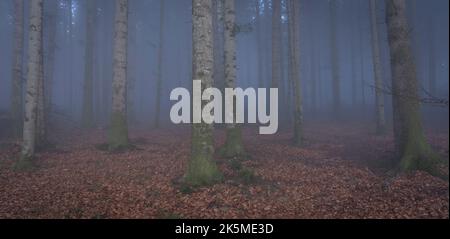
[0,121,448,219]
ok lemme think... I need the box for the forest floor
[0,122,448,219]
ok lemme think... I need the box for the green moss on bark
[14,155,35,171]
[219,127,246,158]
[108,111,129,151]
[184,124,222,187]
[184,154,222,187]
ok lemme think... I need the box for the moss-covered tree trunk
[82,0,95,129]
[385,0,439,173]
[185,0,221,186]
[108,0,129,150]
[11,0,24,139]
[288,0,303,146]
[19,0,43,168]
[154,0,165,128]
[369,0,387,135]
[219,0,245,158]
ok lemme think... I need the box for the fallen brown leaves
[0,123,448,219]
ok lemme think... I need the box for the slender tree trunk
[82,0,95,128]
[255,0,263,88]
[185,0,222,186]
[288,0,303,146]
[359,0,366,109]
[108,0,129,150]
[45,0,58,127]
[19,0,43,167]
[11,0,24,138]
[428,18,436,96]
[213,0,225,90]
[385,0,439,173]
[36,35,46,148]
[271,0,281,88]
[219,0,245,158]
[369,0,386,134]
[329,0,340,116]
[154,0,165,128]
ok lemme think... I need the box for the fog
[0,0,448,219]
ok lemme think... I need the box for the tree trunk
[44,0,58,126]
[154,0,165,128]
[288,0,303,146]
[369,0,386,134]
[359,0,366,109]
[19,0,43,167]
[255,0,263,88]
[271,0,281,88]
[385,0,439,173]
[428,18,436,96]
[185,0,222,186]
[11,0,24,138]
[108,0,129,150]
[82,0,95,128]
[219,0,245,158]
[36,35,46,148]
[329,0,340,115]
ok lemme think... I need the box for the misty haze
[0,0,448,219]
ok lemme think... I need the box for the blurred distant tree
[329,0,340,116]
[287,0,302,146]
[82,0,96,128]
[108,0,129,150]
[11,0,24,138]
[369,0,386,134]
[272,0,281,88]
[154,0,165,128]
[44,0,58,124]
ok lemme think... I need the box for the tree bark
[219,0,245,158]
[385,0,439,173]
[185,0,222,186]
[19,0,43,167]
[108,0,129,150]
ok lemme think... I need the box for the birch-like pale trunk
[219,0,245,158]
[108,0,129,150]
[20,0,43,166]
[11,0,24,138]
[369,0,386,134]
[385,0,439,174]
[185,0,222,186]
